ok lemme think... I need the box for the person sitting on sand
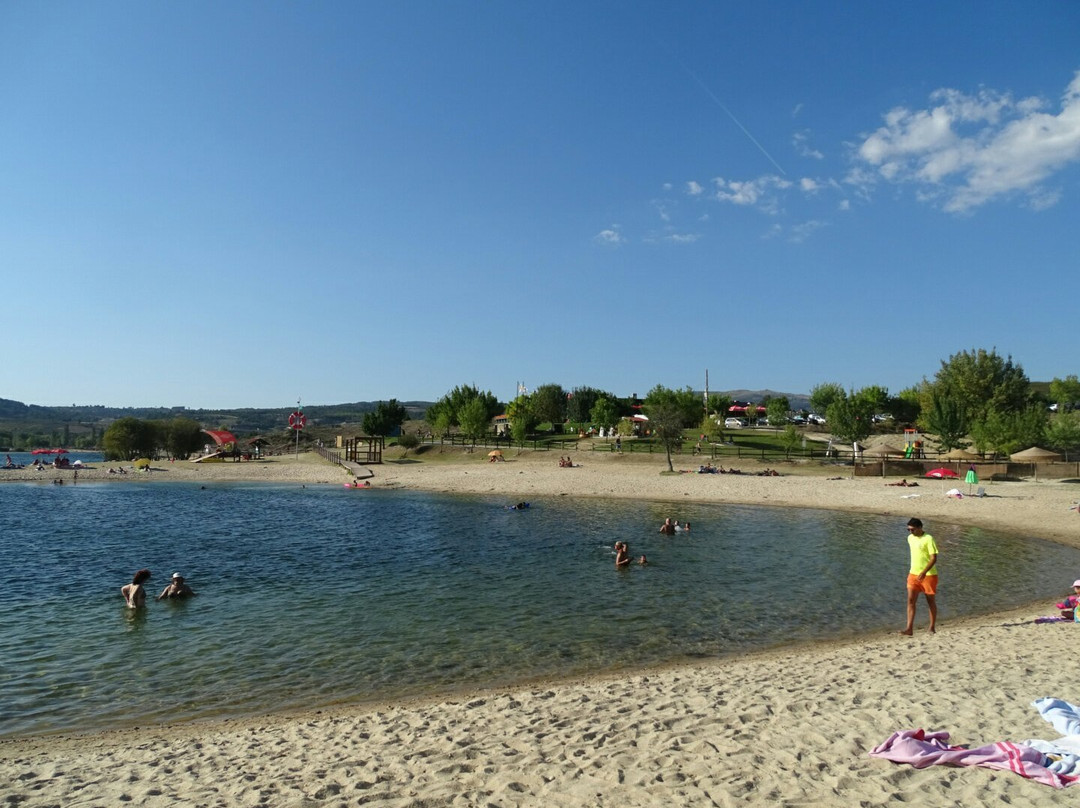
[1055,579,1080,620]
[122,569,151,609]
[157,572,196,600]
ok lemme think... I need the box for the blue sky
[3,2,1078,408]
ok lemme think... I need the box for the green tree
[162,417,204,460]
[765,396,790,428]
[429,409,453,439]
[102,417,157,460]
[590,396,619,433]
[1046,411,1080,457]
[780,424,802,458]
[809,382,845,418]
[1050,375,1080,412]
[644,385,700,427]
[706,393,733,422]
[888,387,922,424]
[427,385,501,427]
[924,393,969,453]
[396,432,420,457]
[646,401,685,472]
[825,392,874,446]
[566,387,614,425]
[458,397,490,447]
[530,383,568,431]
[506,395,537,447]
[362,399,408,436]
[924,348,1030,427]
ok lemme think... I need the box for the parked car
[724,417,747,429]
[807,414,827,425]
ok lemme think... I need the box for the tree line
[34,348,1080,461]
[410,350,1080,461]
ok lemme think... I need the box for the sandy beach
[3,447,1080,806]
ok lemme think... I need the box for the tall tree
[426,385,501,427]
[102,417,157,460]
[925,348,1030,427]
[530,383,568,431]
[506,395,537,446]
[457,397,490,447]
[643,386,686,473]
[1050,375,1080,412]
[809,382,845,417]
[924,393,969,453]
[362,399,408,436]
[589,396,619,433]
[825,391,874,446]
[765,396,791,428]
[1047,411,1080,457]
[566,387,613,424]
[162,417,204,459]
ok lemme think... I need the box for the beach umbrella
[925,468,959,479]
[942,448,979,461]
[964,464,978,494]
[1010,446,1061,482]
[487,450,502,457]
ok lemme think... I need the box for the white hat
[172,572,183,579]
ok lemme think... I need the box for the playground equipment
[903,428,924,459]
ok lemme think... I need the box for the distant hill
[0,398,434,437]
[720,390,812,411]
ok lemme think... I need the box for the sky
[2,2,1079,409]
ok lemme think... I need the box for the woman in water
[122,569,152,608]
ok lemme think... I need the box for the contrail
[675,56,787,176]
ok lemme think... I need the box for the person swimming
[156,572,196,600]
[122,569,151,608]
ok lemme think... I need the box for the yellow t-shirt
[908,532,939,575]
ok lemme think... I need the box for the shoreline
[4,449,1080,804]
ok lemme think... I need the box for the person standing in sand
[901,518,938,635]
[122,569,152,609]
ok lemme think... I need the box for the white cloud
[856,71,1080,212]
[686,180,704,196]
[594,226,624,246]
[712,174,792,214]
[800,177,820,193]
[838,199,851,211]
[664,233,700,244]
[789,220,827,242]
[793,130,824,160]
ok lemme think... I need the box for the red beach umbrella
[925,468,959,479]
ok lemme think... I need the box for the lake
[1,481,1076,739]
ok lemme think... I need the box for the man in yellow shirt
[902,517,938,635]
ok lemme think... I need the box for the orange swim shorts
[907,573,938,595]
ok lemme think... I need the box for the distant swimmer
[156,572,196,600]
[659,518,675,535]
[122,569,151,608]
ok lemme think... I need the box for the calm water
[1,481,1077,739]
